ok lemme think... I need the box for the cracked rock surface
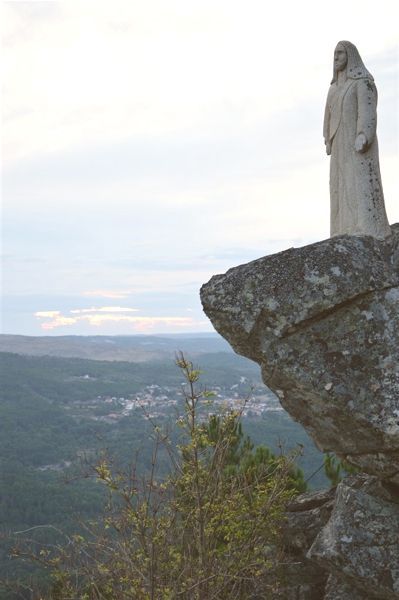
[277,488,335,598]
[279,476,399,599]
[200,224,399,482]
[309,474,399,599]
[200,224,399,599]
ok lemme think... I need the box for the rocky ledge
[201,224,399,598]
[200,224,399,482]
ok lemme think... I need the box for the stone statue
[323,41,391,239]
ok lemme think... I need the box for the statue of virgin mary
[323,41,391,239]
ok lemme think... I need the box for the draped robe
[324,77,391,239]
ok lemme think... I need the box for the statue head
[331,41,373,83]
[334,43,347,72]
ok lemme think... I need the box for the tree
[13,355,305,599]
[324,453,359,487]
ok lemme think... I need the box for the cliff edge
[201,223,399,599]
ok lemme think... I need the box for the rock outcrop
[200,223,399,598]
[279,488,335,598]
[201,224,399,482]
[279,475,399,599]
[309,474,399,599]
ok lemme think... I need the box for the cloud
[34,308,201,333]
[70,306,139,314]
[4,1,398,165]
[35,310,62,318]
[38,315,77,329]
[3,2,398,336]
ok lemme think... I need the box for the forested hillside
[0,333,232,362]
[0,338,326,595]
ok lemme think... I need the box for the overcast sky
[2,0,398,336]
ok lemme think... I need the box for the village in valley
[74,378,283,424]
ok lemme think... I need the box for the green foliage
[204,414,307,493]
[324,453,359,486]
[14,355,304,599]
[0,349,325,595]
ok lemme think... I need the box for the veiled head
[331,41,373,83]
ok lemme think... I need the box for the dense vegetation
[0,347,326,597]
[8,356,306,599]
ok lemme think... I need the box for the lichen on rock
[200,223,399,598]
[309,474,399,599]
[200,224,399,482]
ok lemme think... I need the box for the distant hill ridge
[0,333,232,362]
